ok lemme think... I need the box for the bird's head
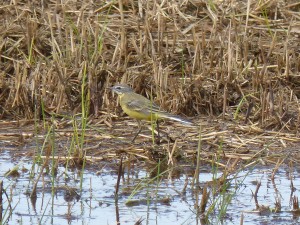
[110,84,134,95]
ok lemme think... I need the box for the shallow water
[0,149,300,225]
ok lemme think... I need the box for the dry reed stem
[0,1,300,167]
[0,1,298,128]
[1,115,298,166]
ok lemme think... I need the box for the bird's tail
[158,113,194,126]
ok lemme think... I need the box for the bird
[110,84,193,143]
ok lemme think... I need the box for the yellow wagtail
[110,84,193,142]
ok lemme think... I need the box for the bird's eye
[116,86,121,90]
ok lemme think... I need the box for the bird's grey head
[111,84,134,95]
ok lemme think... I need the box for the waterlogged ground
[0,149,300,225]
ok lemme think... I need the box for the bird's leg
[132,120,142,143]
[155,120,161,145]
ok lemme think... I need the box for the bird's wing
[126,98,162,115]
[145,102,164,113]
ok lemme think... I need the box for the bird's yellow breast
[118,93,158,121]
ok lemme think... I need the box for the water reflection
[0,150,299,225]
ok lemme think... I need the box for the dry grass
[0,1,300,163]
[1,117,300,166]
